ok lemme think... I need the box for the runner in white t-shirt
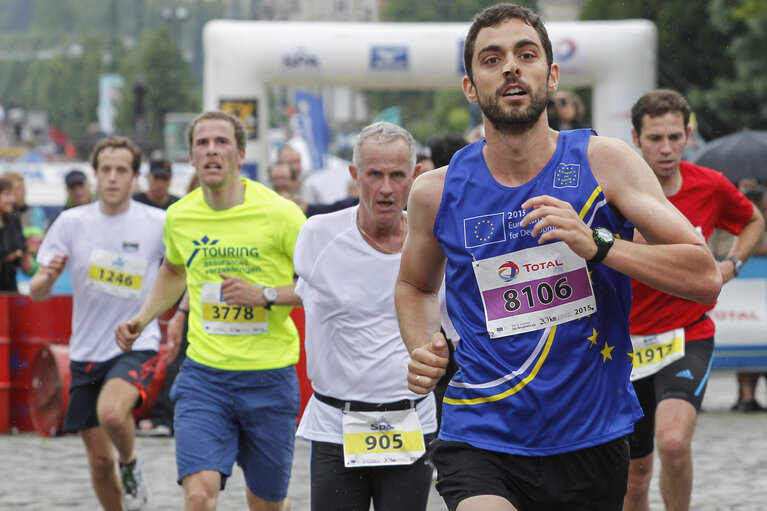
[294,122,436,511]
[31,136,165,511]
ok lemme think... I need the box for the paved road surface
[1,371,766,510]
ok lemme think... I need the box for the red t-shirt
[630,161,754,340]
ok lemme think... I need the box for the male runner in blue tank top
[395,4,723,511]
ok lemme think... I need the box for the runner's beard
[477,78,549,135]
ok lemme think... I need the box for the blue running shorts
[170,358,300,501]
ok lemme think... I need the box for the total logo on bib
[472,241,597,337]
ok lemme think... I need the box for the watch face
[264,287,278,302]
[595,227,614,244]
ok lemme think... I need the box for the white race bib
[200,282,268,335]
[85,248,147,299]
[472,241,597,337]
[342,409,425,468]
[630,328,685,381]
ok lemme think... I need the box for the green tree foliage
[688,0,767,134]
[115,25,199,150]
[579,0,754,138]
[0,0,221,154]
[21,36,106,155]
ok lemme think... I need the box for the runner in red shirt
[625,89,764,511]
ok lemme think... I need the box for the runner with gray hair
[294,121,435,510]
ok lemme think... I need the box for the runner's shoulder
[410,166,446,214]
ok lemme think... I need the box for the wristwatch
[726,257,743,277]
[263,287,278,309]
[588,227,615,264]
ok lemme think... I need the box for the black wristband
[176,308,189,315]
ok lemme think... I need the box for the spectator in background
[416,152,435,173]
[47,169,93,230]
[272,158,361,219]
[2,171,45,229]
[268,160,299,199]
[465,124,485,143]
[0,177,32,291]
[133,158,180,210]
[303,182,359,218]
[21,225,43,277]
[428,134,469,168]
[279,144,322,203]
[550,90,587,130]
[731,183,767,412]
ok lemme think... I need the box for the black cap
[65,170,87,187]
[149,159,172,178]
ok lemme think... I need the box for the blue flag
[294,91,330,170]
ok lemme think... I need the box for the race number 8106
[503,277,573,312]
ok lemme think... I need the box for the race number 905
[503,277,573,313]
[365,433,403,451]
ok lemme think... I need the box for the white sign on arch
[202,19,656,181]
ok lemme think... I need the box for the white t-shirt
[37,201,166,362]
[294,206,436,444]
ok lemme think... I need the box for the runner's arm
[589,137,721,303]
[219,274,302,307]
[395,169,450,393]
[165,289,189,362]
[29,253,68,302]
[720,205,764,283]
[114,258,187,351]
[520,137,721,304]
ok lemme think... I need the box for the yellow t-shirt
[164,178,305,370]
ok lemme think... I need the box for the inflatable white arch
[203,20,656,181]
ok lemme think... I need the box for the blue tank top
[434,129,641,456]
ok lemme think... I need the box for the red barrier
[131,345,169,421]
[7,302,310,436]
[29,344,71,437]
[8,295,72,432]
[0,295,9,433]
[290,307,312,421]
[28,344,169,437]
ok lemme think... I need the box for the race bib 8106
[472,241,597,337]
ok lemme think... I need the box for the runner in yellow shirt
[116,111,304,511]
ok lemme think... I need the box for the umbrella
[691,130,767,185]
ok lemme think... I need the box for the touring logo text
[186,235,259,267]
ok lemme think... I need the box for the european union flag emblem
[553,163,580,189]
[464,212,506,249]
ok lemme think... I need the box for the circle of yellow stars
[474,218,495,242]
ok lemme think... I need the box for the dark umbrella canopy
[691,130,767,185]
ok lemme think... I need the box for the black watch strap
[588,227,614,264]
